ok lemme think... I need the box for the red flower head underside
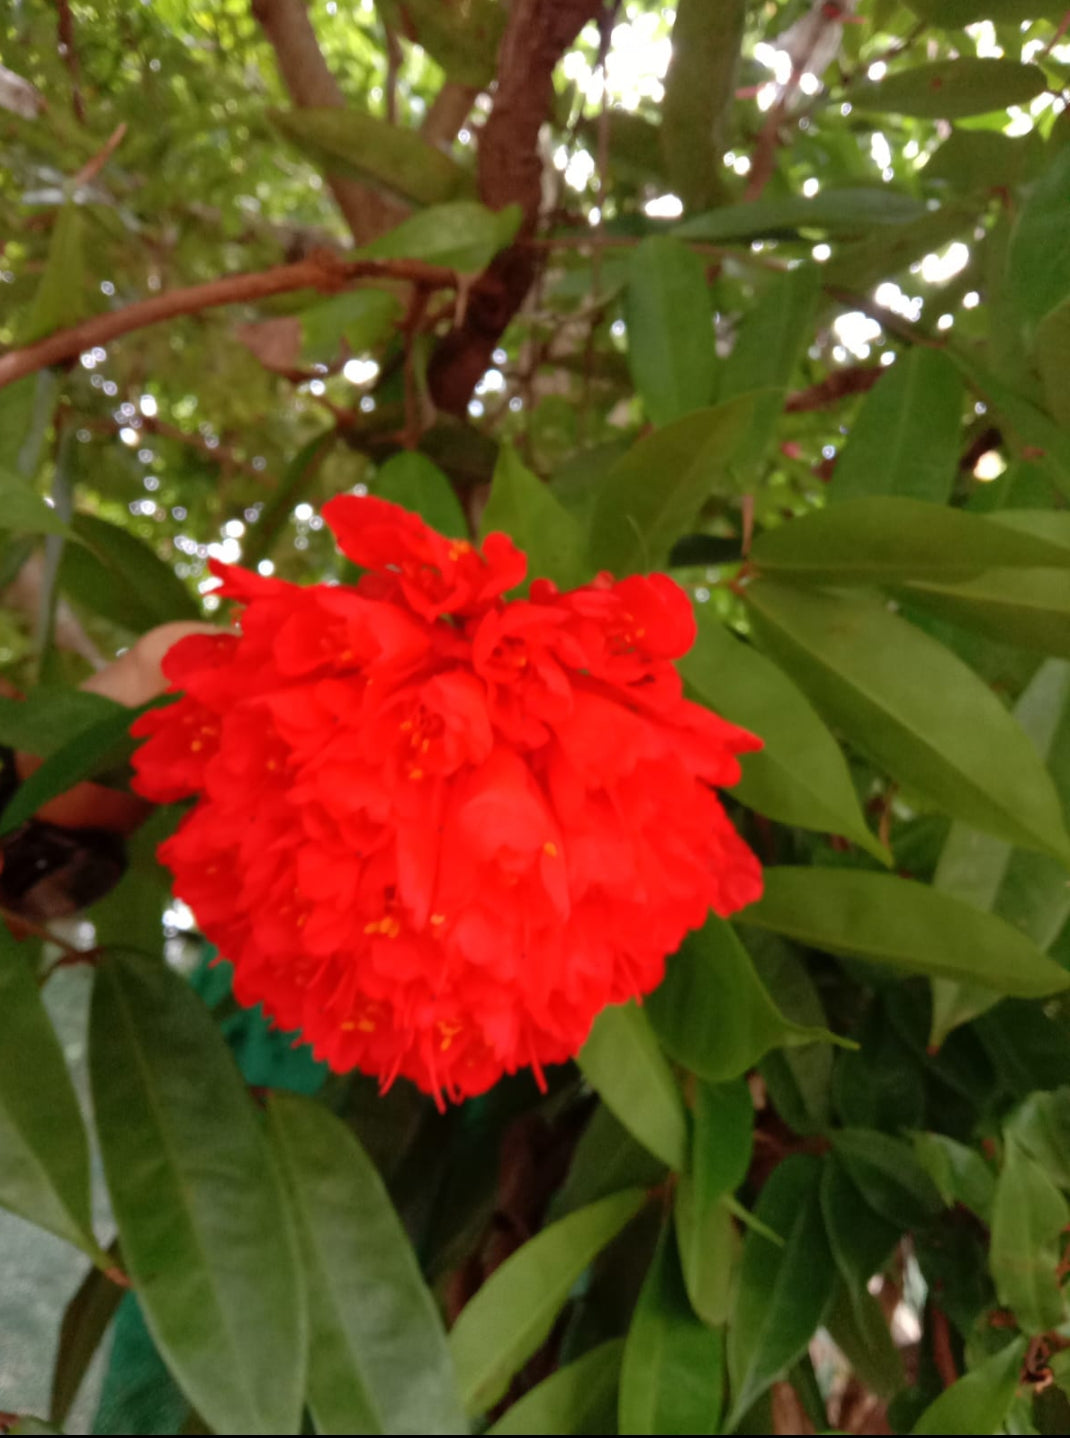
[132,496,763,1102]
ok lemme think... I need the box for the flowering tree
[3,1,1070,1434]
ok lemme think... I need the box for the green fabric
[92,946,326,1433]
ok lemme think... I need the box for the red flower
[132,497,762,1102]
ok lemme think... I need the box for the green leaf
[0,697,169,836]
[63,511,199,633]
[953,351,1070,503]
[1010,144,1070,333]
[910,1337,1027,1436]
[488,1340,624,1437]
[675,188,926,242]
[678,611,885,861]
[756,498,1070,583]
[738,867,1070,998]
[363,201,522,274]
[24,205,87,342]
[552,1103,666,1220]
[0,469,69,536]
[819,1158,900,1295]
[901,568,1070,657]
[1007,1087,1070,1191]
[754,938,835,1136]
[578,1001,689,1172]
[0,686,124,757]
[1035,294,1070,430]
[270,108,475,206]
[828,352,963,505]
[374,451,467,538]
[726,1155,836,1428]
[745,579,1070,863]
[925,130,1044,194]
[449,1190,646,1416]
[718,266,820,478]
[480,444,587,589]
[646,916,842,1084]
[300,289,401,366]
[825,204,979,294]
[991,1137,1069,1334]
[850,60,1047,119]
[675,1080,752,1327]
[0,926,100,1259]
[829,1130,944,1230]
[912,1133,996,1221]
[268,1093,467,1436]
[89,952,306,1436]
[930,660,1070,1044]
[377,0,504,88]
[660,0,745,211]
[619,1227,725,1436]
[8,1421,63,1435]
[49,1255,125,1427]
[824,1283,904,1401]
[243,430,337,569]
[587,394,760,576]
[906,0,1066,21]
[625,237,717,427]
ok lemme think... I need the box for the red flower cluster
[132,497,762,1101]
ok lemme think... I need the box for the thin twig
[0,253,459,390]
[54,0,85,123]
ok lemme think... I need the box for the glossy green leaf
[828,352,963,506]
[824,205,979,293]
[726,1155,836,1428]
[449,1189,645,1416]
[270,108,474,206]
[910,1337,1027,1436]
[674,1080,752,1327]
[268,1093,466,1436]
[675,188,925,242]
[63,511,199,633]
[850,60,1047,119]
[953,351,1070,502]
[0,686,123,757]
[678,610,886,861]
[745,579,1070,863]
[754,938,835,1137]
[647,916,843,1083]
[660,0,744,211]
[1008,1087,1070,1191]
[0,926,100,1259]
[912,1133,996,1222]
[489,1340,624,1437]
[625,237,717,427]
[49,1254,125,1427]
[1036,295,1070,431]
[300,289,401,366]
[753,498,1070,582]
[718,266,820,477]
[901,568,1070,657]
[829,1130,944,1230]
[930,660,1070,1044]
[0,467,68,537]
[588,395,759,576]
[1010,143,1070,331]
[824,1283,904,1401]
[552,1103,666,1219]
[24,205,87,342]
[991,1137,1068,1333]
[480,444,587,589]
[0,696,169,836]
[364,201,522,274]
[578,1001,688,1172]
[90,951,305,1436]
[619,1227,725,1436]
[739,867,1070,997]
[374,451,467,538]
[925,130,1043,194]
[819,1158,900,1296]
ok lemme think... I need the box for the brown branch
[74,412,273,487]
[786,364,884,412]
[250,0,407,245]
[0,253,458,390]
[427,0,604,417]
[54,0,85,124]
[421,82,479,148]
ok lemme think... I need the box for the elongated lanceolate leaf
[489,1341,623,1437]
[578,1001,688,1172]
[625,236,717,427]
